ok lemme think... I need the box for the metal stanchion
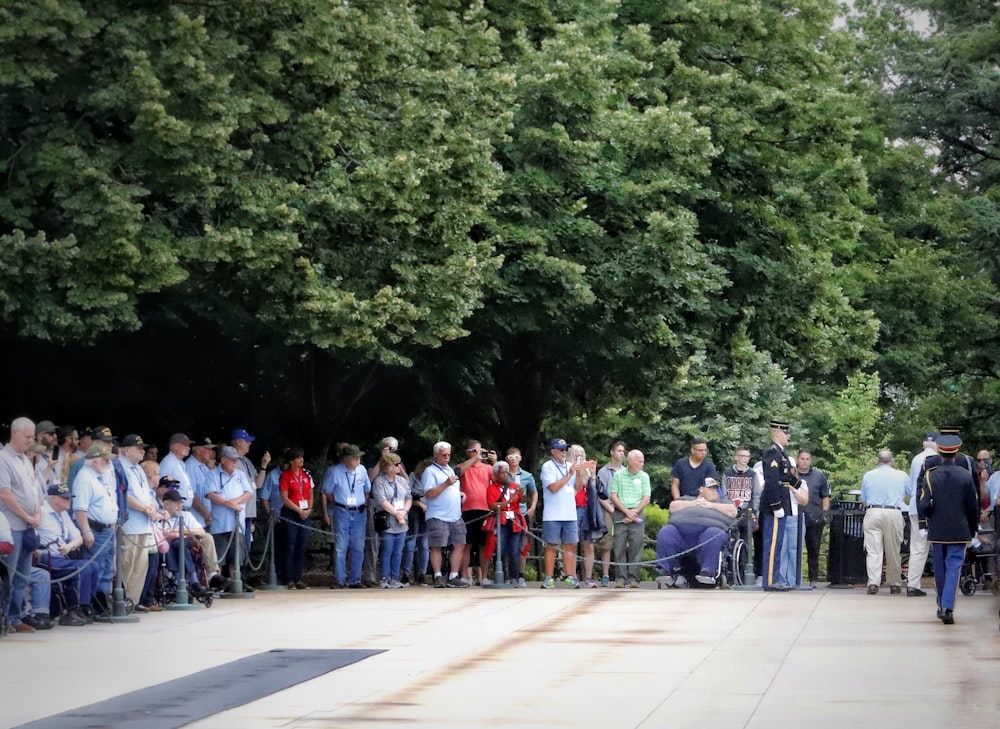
[110,528,140,622]
[260,515,286,591]
[734,511,760,591]
[483,511,514,590]
[166,515,200,611]
[221,518,254,600]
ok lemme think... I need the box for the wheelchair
[959,525,999,597]
[154,540,217,608]
[656,513,750,589]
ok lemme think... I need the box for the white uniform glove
[919,529,928,539]
[773,508,786,520]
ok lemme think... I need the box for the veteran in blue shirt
[860,449,910,595]
[321,443,371,588]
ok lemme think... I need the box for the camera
[481,449,495,462]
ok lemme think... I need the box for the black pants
[281,509,309,584]
[804,518,825,584]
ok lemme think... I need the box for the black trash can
[827,500,867,586]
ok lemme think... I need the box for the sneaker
[564,576,581,589]
[629,578,641,589]
[481,577,494,586]
[585,579,598,588]
[380,579,390,589]
[540,576,555,589]
[600,576,610,587]
[517,577,527,588]
[30,614,53,630]
[388,579,405,589]
[674,575,688,589]
[695,569,716,586]
[434,574,446,588]
[460,576,473,587]
[447,576,469,588]
[656,574,675,588]
[615,578,626,589]
[867,584,879,595]
[58,609,87,627]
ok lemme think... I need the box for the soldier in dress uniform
[760,419,799,591]
[917,434,979,625]
[917,425,980,493]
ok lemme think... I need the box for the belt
[867,505,899,510]
[88,519,114,532]
[334,503,364,512]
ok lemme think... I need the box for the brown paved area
[2,584,999,728]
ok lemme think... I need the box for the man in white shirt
[906,432,938,597]
[539,438,586,589]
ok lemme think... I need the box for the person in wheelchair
[656,477,738,588]
[34,482,99,625]
[159,490,211,598]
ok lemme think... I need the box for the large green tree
[416,0,879,471]
[0,0,511,366]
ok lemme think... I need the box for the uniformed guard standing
[760,419,799,591]
[917,425,980,494]
[917,434,979,625]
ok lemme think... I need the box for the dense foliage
[2,0,997,490]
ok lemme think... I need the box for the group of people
[4,414,996,636]
[0,418,265,633]
[859,426,995,624]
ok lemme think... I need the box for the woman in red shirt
[280,447,314,589]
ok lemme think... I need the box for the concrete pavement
[2,584,999,728]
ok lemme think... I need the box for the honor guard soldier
[760,419,799,591]
[918,425,980,495]
[917,434,979,624]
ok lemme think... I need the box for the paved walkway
[2,584,998,728]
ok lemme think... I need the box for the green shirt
[610,468,651,509]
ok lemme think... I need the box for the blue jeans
[402,508,429,580]
[5,529,32,623]
[499,522,522,580]
[29,567,51,617]
[378,531,406,582]
[777,513,801,586]
[932,543,967,611]
[760,512,785,588]
[81,528,116,596]
[332,507,366,586]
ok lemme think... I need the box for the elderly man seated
[656,477,737,587]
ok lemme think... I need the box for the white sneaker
[379,579,389,589]
[388,579,405,589]
[481,577,494,586]
[517,577,527,588]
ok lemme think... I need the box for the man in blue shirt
[860,449,909,595]
[671,439,718,500]
[321,444,371,588]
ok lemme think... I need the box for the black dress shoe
[936,607,943,620]
[764,583,791,592]
[889,585,902,595]
[907,587,927,597]
[243,584,255,593]
[30,614,53,630]
[941,609,954,625]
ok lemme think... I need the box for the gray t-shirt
[371,474,411,535]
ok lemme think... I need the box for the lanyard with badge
[292,470,310,510]
[345,468,359,507]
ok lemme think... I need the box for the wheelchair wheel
[730,539,747,587]
[960,575,977,597]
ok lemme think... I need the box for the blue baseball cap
[230,428,255,442]
[549,438,568,450]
